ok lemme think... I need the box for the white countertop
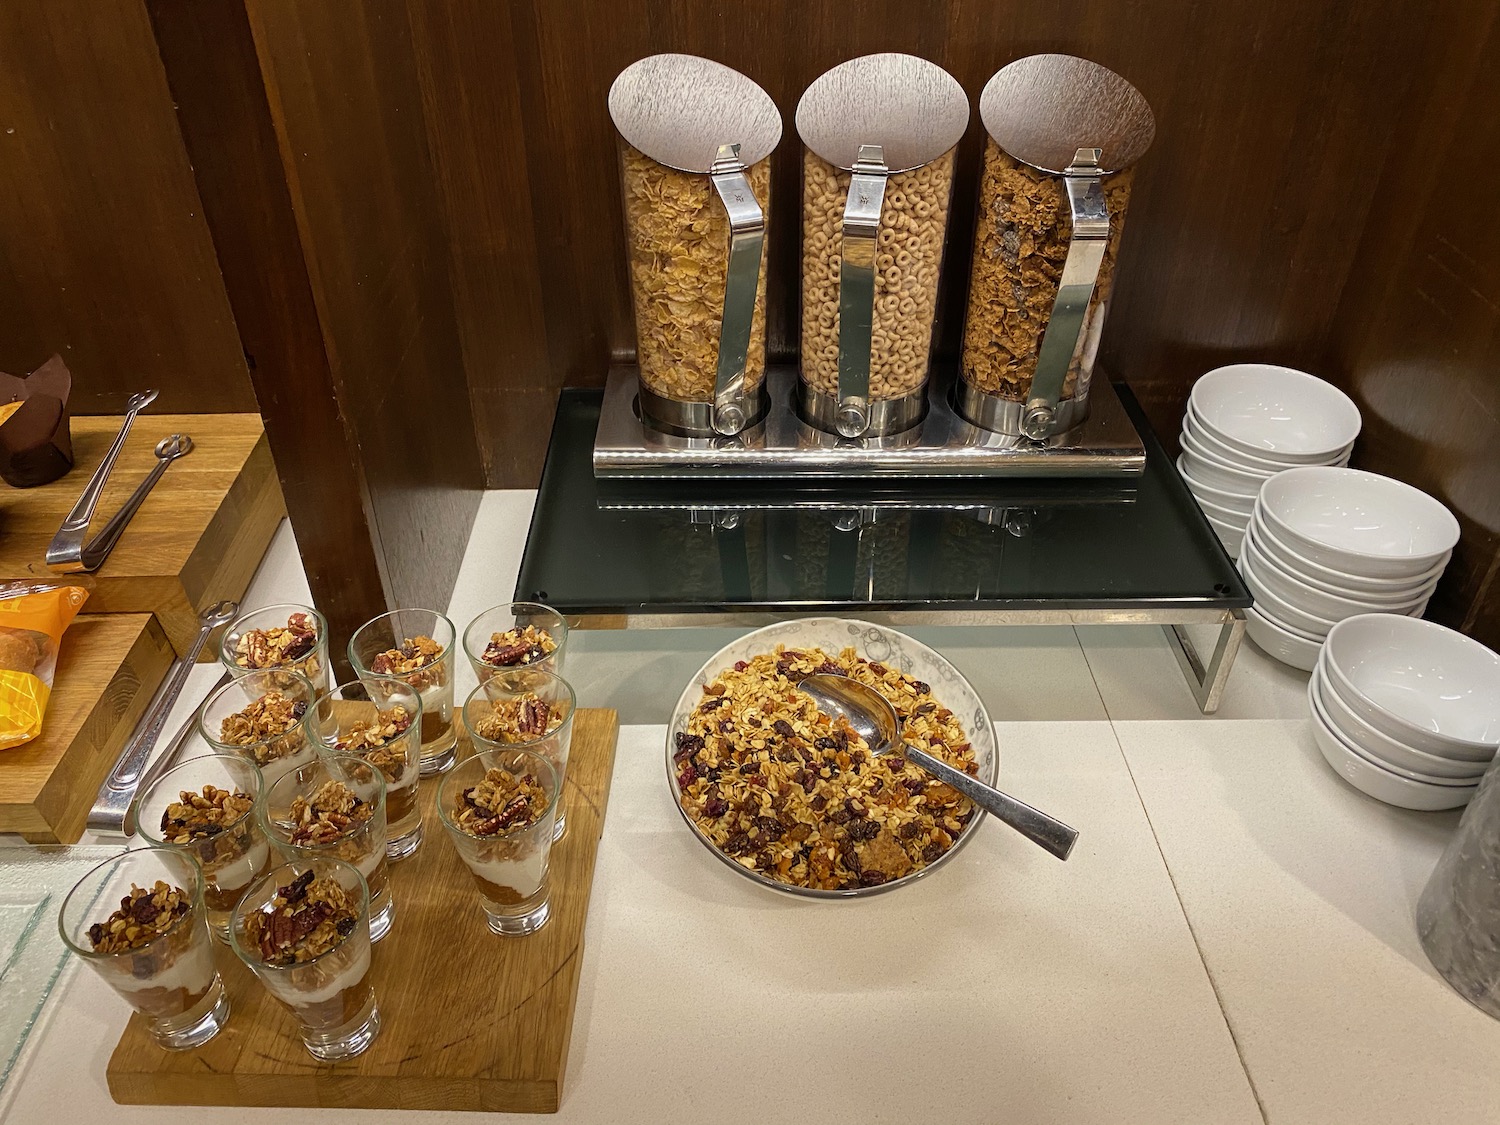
[4,492,1498,1125]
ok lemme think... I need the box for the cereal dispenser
[957,55,1154,439]
[795,54,968,438]
[608,54,781,438]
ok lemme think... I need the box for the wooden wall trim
[146,0,393,671]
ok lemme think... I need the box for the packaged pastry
[0,581,88,749]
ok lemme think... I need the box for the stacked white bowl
[1240,465,1459,670]
[1177,364,1361,558]
[1308,615,1500,810]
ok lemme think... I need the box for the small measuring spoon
[799,673,1079,860]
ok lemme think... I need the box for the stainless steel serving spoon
[799,674,1079,861]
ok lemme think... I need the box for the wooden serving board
[0,613,174,842]
[0,413,285,658]
[107,708,621,1113]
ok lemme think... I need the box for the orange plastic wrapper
[0,581,88,749]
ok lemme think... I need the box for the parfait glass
[135,753,273,940]
[313,678,424,859]
[59,849,229,1050]
[463,668,576,842]
[261,754,394,942]
[437,748,559,936]
[198,668,319,791]
[220,602,331,694]
[348,609,457,776]
[462,602,569,683]
[229,857,380,1061]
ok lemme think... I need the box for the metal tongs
[45,389,194,573]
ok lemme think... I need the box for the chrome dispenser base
[797,382,927,437]
[954,378,1091,436]
[593,364,1145,479]
[637,382,771,438]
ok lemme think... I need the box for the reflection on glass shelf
[519,385,1248,616]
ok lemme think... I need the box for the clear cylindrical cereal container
[610,54,782,439]
[795,53,969,439]
[957,55,1155,439]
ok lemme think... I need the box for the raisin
[725,832,752,855]
[88,922,105,946]
[921,842,945,863]
[859,870,889,886]
[755,816,784,842]
[772,719,795,738]
[719,720,735,733]
[336,916,356,937]
[849,818,881,842]
[676,734,705,756]
[738,760,759,774]
[903,778,925,794]
[870,663,888,675]
[815,661,841,675]
[912,680,930,695]
[844,797,866,817]
[292,700,308,720]
[810,794,827,811]
[284,869,315,902]
[829,808,852,825]
[815,737,836,751]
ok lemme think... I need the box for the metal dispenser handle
[835,144,889,438]
[708,143,766,437]
[1022,147,1110,440]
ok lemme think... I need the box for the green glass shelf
[515,382,1250,618]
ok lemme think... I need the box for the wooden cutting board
[0,413,284,658]
[0,613,174,842]
[107,708,621,1113]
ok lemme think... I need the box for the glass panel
[0,845,124,1107]
[518,383,1248,615]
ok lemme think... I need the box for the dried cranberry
[676,765,697,790]
[734,660,749,672]
[704,798,729,818]
[903,778,925,794]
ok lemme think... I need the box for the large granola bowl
[667,618,997,899]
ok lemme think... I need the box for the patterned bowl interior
[666,617,998,898]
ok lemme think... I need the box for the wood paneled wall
[0,1,255,413]
[1328,1,1500,646]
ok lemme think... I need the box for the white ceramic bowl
[1240,552,1337,636]
[1206,513,1245,558]
[1190,364,1362,462]
[1241,523,1437,612]
[1196,492,1251,527]
[1248,509,1449,595]
[1313,657,1490,780]
[1181,439,1273,495]
[1236,534,1434,621]
[1258,467,1460,579]
[666,617,998,899]
[1185,407,1307,471]
[1245,604,1321,671]
[1178,457,1257,513]
[1308,682,1477,810]
[1322,614,1500,759]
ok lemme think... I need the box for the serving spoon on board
[799,673,1079,861]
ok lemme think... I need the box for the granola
[288,780,374,846]
[453,767,548,836]
[242,870,359,964]
[472,694,563,744]
[234,612,318,670]
[88,881,192,953]
[480,625,557,669]
[334,705,413,784]
[369,635,446,691]
[218,691,308,765]
[676,645,978,890]
[159,785,254,844]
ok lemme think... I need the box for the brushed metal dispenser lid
[795,52,969,173]
[979,54,1155,176]
[608,53,782,173]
